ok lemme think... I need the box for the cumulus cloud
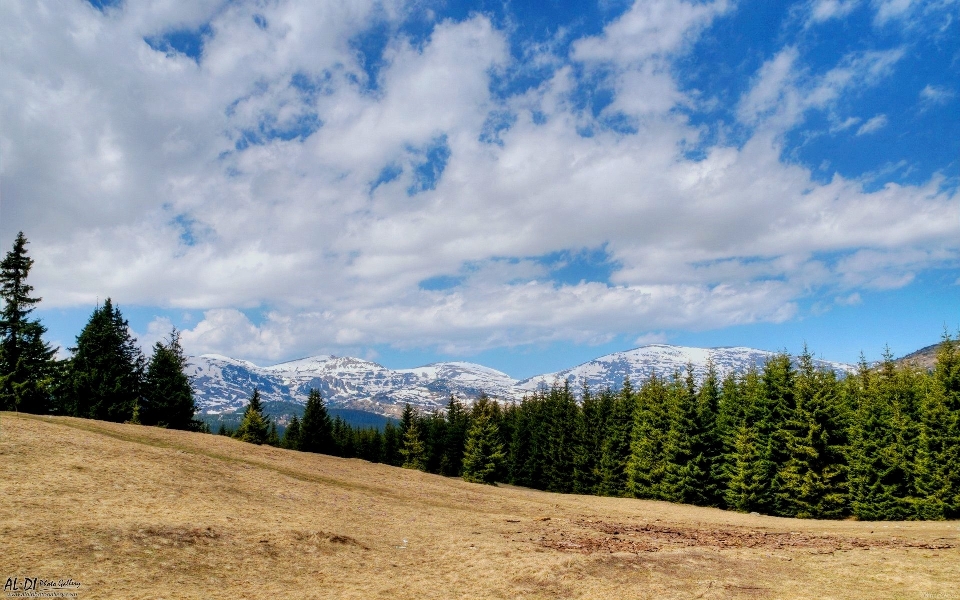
[1,0,956,362]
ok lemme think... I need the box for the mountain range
[187,344,854,418]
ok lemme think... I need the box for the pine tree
[142,329,198,430]
[462,396,506,485]
[267,421,281,447]
[849,349,920,520]
[399,403,416,437]
[758,353,796,514]
[661,368,707,504]
[0,232,56,414]
[912,334,960,519]
[718,368,769,513]
[573,381,610,495]
[694,360,723,506]
[383,421,403,466]
[234,388,270,445]
[440,396,470,476]
[68,299,145,422]
[400,420,428,471]
[724,423,766,512]
[539,382,578,493]
[628,373,671,499]
[283,415,302,450]
[598,378,635,497]
[774,348,849,518]
[300,388,334,454]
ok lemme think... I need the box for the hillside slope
[3,413,957,600]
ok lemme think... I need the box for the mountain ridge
[187,343,855,418]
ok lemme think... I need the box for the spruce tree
[628,373,672,499]
[383,421,403,466]
[234,388,270,445]
[267,421,281,447]
[774,349,849,518]
[440,396,470,476]
[849,349,920,520]
[300,388,334,454]
[400,420,428,471]
[694,361,723,506]
[724,423,766,512]
[573,381,610,495]
[462,396,505,485]
[718,368,769,513]
[912,335,960,519]
[0,232,56,414]
[142,329,198,430]
[661,368,707,504]
[598,378,635,497]
[758,353,796,514]
[283,415,302,450]
[68,298,145,422]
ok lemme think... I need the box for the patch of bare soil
[540,518,957,555]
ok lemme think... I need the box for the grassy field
[2,412,958,599]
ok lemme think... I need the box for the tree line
[227,335,960,521]
[3,232,958,520]
[0,232,201,430]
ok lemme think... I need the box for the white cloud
[835,292,862,305]
[920,84,956,107]
[634,332,669,345]
[737,46,903,131]
[1,0,956,362]
[856,114,888,135]
[808,0,860,24]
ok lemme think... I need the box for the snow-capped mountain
[186,354,519,416]
[187,344,855,417]
[516,344,853,393]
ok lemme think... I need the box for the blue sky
[2,0,958,379]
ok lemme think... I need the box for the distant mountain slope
[187,344,855,417]
[896,342,942,370]
[516,344,854,393]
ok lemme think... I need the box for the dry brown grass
[2,412,958,599]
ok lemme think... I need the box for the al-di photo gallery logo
[3,577,81,598]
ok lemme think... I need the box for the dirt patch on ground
[540,519,958,554]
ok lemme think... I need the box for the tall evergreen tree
[0,232,56,414]
[758,353,796,514]
[598,378,635,497]
[440,396,470,476]
[283,415,302,450]
[400,420,428,471]
[573,382,610,495]
[383,421,403,466]
[234,388,270,445]
[661,369,708,504]
[849,349,920,520]
[774,348,849,518]
[628,373,672,499]
[300,388,334,454]
[694,361,723,506]
[142,329,198,430]
[718,368,769,513]
[908,334,960,519]
[462,396,505,485]
[68,299,144,422]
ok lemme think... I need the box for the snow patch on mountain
[187,344,855,417]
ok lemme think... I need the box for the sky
[1,0,958,379]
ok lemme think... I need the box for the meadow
[2,412,957,599]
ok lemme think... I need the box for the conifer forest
[2,232,958,521]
